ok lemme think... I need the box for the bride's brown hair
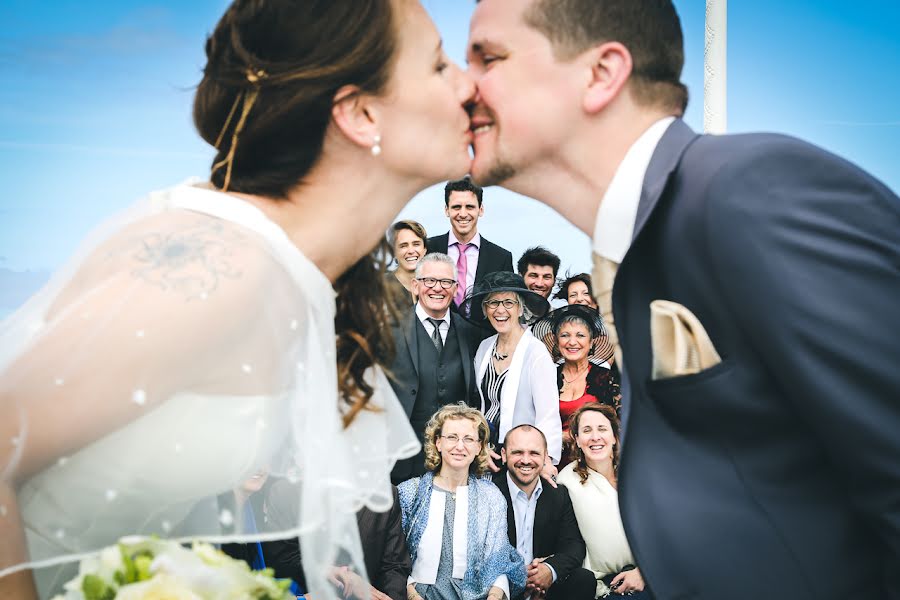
[193,0,402,425]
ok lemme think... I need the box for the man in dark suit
[493,425,595,600]
[427,177,513,323]
[388,252,485,484]
[468,1,900,598]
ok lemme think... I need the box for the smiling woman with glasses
[398,403,525,600]
[460,272,562,486]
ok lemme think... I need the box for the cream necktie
[592,252,622,367]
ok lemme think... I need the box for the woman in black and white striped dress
[463,272,561,482]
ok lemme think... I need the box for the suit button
[439,388,445,394]
[411,389,417,395]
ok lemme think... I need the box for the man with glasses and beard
[388,253,486,484]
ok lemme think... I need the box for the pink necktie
[454,242,470,306]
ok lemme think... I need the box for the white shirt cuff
[492,575,510,599]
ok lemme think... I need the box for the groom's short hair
[521,0,688,115]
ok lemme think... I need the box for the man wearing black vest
[388,253,485,484]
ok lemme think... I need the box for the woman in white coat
[462,272,561,479]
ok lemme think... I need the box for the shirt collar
[415,302,450,326]
[507,470,543,501]
[592,116,675,263]
[449,230,481,249]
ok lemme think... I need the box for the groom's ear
[331,85,380,149]
[582,41,633,114]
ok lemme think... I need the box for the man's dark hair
[524,0,688,115]
[517,246,561,278]
[444,176,484,206]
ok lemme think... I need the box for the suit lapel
[615,120,698,435]
[403,312,420,377]
[474,236,492,282]
[630,119,699,245]
[450,315,472,401]
[432,233,450,254]
[533,487,551,556]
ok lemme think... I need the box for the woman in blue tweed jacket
[398,403,525,600]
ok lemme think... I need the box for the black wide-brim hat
[531,303,614,364]
[461,271,550,320]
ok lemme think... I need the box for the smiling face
[445,190,483,241]
[523,264,555,298]
[575,409,617,470]
[483,291,523,334]
[557,320,592,363]
[566,280,596,307]
[467,0,585,186]
[436,417,481,472]
[394,228,425,273]
[413,259,457,318]
[373,0,475,185]
[502,426,546,489]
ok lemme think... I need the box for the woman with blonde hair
[557,403,650,599]
[399,403,524,600]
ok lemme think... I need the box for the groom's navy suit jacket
[614,119,900,599]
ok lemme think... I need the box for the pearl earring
[371,134,382,157]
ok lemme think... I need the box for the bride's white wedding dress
[0,181,419,598]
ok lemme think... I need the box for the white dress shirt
[593,117,676,263]
[507,473,557,598]
[415,302,451,345]
[447,231,481,294]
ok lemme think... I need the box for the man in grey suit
[388,253,485,484]
[467,1,900,598]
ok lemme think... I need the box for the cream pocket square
[650,300,722,380]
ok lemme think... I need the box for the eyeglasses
[440,434,480,447]
[483,298,519,310]
[417,277,457,289]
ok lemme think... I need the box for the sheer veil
[0,181,419,598]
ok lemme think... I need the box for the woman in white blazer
[462,272,561,479]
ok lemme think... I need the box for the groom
[466,1,900,598]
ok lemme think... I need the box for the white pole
[704,0,727,134]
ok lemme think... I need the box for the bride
[0,1,475,598]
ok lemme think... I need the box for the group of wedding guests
[364,177,643,599]
[247,402,645,600]
[396,402,648,600]
[227,176,646,599]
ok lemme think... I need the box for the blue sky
[1,1,898,315]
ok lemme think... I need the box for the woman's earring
[371,134,382,157]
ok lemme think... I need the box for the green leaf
[81,574,115,600]
[134,555,153,582]
[119,545,137,584]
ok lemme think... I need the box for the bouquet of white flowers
[51,537,295,600]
